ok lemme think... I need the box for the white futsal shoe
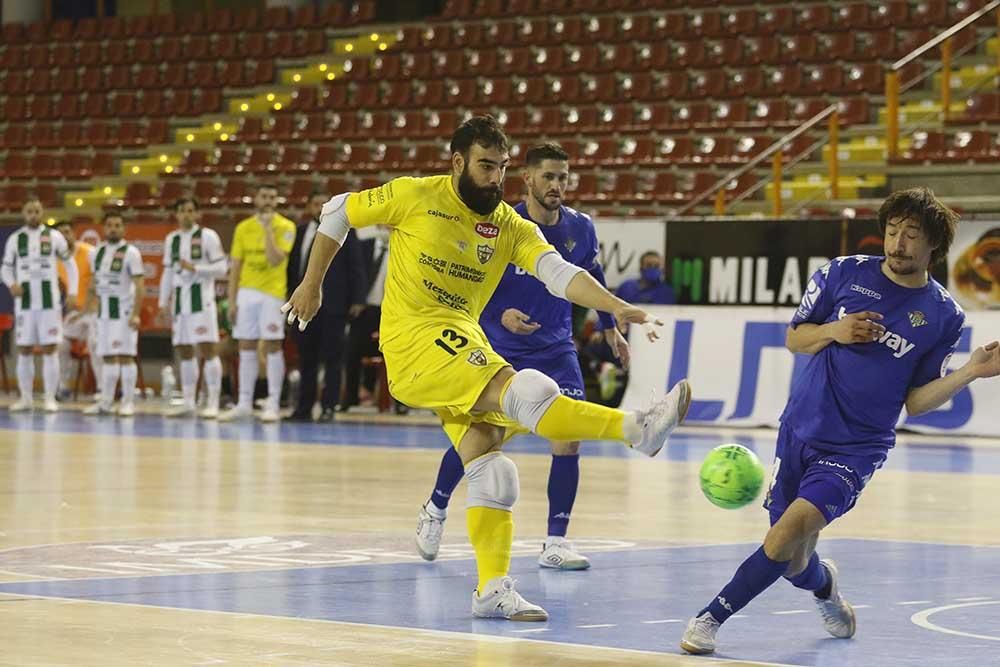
[814,559,856,638]
[472,576,548,621]
[43,398,58,413]
[415,502,446,561]
[538,537,590,570]
[259,404,281,422]
[165,404,196,418]
[117,403,135,417]
[218,404,253,422]
[633,379,692,457]
[199,405,219,419]
[83,402,112,416]
[680,610,720,655]
[9,398,32,412]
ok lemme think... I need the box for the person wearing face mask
[615,251,676,305]
[283,115,692,623]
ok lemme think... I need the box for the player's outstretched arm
[563,271,663,341]
[906,340,1000,416]
[786,311,885,355]
[282,232,342,330]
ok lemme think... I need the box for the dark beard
[532,188,560,212]
[458,167,503,216]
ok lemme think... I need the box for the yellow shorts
[383,320,527,448]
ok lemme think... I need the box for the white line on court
[911,600,1000,642]
[772,610,809,615]
[576,624,617,629]
[640,619,682,624]
[897,600,932,606]
[953,596,992,602]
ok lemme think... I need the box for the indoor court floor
[0,406,998,666]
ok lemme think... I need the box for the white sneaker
[471,576,548,621]
[680,611,720,655]
[218,405,253,422]
[633,379,692,457]
[259,405,281,422]
[83,403,112,416]
[199,405,219,419]
[814,559,856,638]
[42,399,58,413]
[9,399,32,412]
[538,537,590,570]
[117,404,135,417]
[415,502,446,561]
[165,405,196,418]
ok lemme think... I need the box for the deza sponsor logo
[475,222,499,238]
[837,306,915,358]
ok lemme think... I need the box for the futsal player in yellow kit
[283,116,691,621]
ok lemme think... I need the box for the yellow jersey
[230,214,296,299]
[58,241,94,309]
[345,175,555,354]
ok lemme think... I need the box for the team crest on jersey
[475,222,499,239]
[476,244,494,264]
[908,311,928,328]
[565,237,576,252]
[467,349,487,366]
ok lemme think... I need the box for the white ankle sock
[266,350,284,411]
[179,358,198,409]
[42,353,59,402]
[238,349,258,409]
[203,356,222,410]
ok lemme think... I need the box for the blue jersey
[481,203,613,357]
[782,255,965,455]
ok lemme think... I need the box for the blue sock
[701,546,790,624]
[547,454,580,538]
[786,553,830,597]
[429,446,465,511]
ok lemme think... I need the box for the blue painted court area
[3,410,1000,476]
[1,539,997,665]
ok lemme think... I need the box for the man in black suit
[341,229,386,412]
[287,191,366,421]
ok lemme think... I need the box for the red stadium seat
[797,5,833,32]
[58,151,90,178]
[0,154,31,179]
[219,180,251,206]
[745,37,781,65]
[870,1,910,28]
[51,43,75,67]
[833,3,871,30]
[125,182,158,209]
[844,64,882,94]
[193,180,219,204]
[27,124,55,148]
[158,179,187,208]
[756,6,795,34]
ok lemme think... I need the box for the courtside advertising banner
[949,219,1000,311]
[621,305,1000,437]
[592,218,666,290]
[664,219,842,306]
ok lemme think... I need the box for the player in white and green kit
[83,211,146,417]
[1,196,78,412]
[158,198,227,418]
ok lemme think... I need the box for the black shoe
[318,408,336,423]
[336,402,356,413]
[394,403,410,415]
[286,410,313,422]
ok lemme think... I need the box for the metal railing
[674,104,838,218]
[887,0,1000,157]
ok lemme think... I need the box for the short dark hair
[172,197,199,211]
[256,183,279,193]
[877,187,958,266]
[449,114,509,159]
[525,143,569,167]
[102,210,125,223]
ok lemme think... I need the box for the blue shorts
[503,345,585,400]
[764,423,886,525]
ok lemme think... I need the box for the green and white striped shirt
[91,241,144,320]
[158,225,227,316]
[1,225,77,311]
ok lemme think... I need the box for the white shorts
[233,289,285,341]
[15,308,62,347]
[171,309,220,346]
[95,317,139,357]
[63,311,94,341]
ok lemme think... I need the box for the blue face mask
[641,267,662,283]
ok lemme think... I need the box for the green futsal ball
[699,444,765,510]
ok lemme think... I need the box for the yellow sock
[535,395,626,443]
[467,506,513,594]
